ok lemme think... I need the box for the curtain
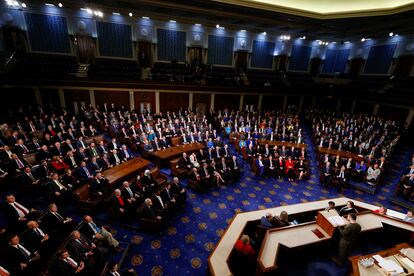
[250,40,275,68]
[96,22,132,58]
[288,45,312,71]
[25,13,70,53]
[322,49,350,73]
[364,44,397,74]
[207,35,234,65]
[157,29,186,62]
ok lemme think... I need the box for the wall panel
[262,95,284,111]
[160,92,188,112]
[63,90,90,113]
[134,91,156,113]
[94,91,129,108]
[214,94,240,111]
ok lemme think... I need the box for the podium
[316,210,345,236]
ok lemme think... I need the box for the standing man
[333,213,361,266]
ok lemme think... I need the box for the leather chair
[150,167,167,187]
[170,158,189,177]
[74,184,101,210]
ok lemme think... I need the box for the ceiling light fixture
[142,16,150,19]
[112,12,120,15]
[45,3,55,6]
[128,12,133,17]
[58,2,63,7]
[21,2,26,7]
[389,32,394,37]
[169,20,176,23]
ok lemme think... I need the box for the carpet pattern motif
[106,130,413,275]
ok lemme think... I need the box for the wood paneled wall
[244,95,258,110]
[63,90,90,112]
[214,94,240,111]
[94,91,129,108]
[40,89,61,111]
[262,95,284,111]
[134,91,156,112]
[160,92,189,112]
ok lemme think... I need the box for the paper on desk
[328,215,346,226]
[373,255,404,274]
[400,257,414,271]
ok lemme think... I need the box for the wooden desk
[177,143,205,154]
[318,147,364,162]
[208,198,410,276]
[150,142,205,167]
[102,157,150,186]
[349,243,414,276]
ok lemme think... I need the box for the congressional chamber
[0,0,414,275]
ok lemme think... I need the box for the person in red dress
[234,234,255,256]
[285,156,295,182]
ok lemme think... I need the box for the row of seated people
[0,194,121,276]
[242,142,308,181]
[182,155,241,193]
[306,109,400,160]
[215,109,302,143]
[318,154,385,189]
[396,154,414,201]
[109,177,186,224]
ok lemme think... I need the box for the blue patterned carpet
[112,129,413,276]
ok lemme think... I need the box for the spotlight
[97,11,103,17]
[194,23,201,26]
[45,3,55,6]
[169,20,176,23]
[85,8,93,15]
[21,2,26,7]
[263,32,267,35]
[389,32,393,37]
[240,29,246,32]
[299,36,306,40]
[112,12,120,15]
[128,12,133,17]
[216,24,220,28]
[58,2,63,7]
[142,16,150,19]
[361,38,366,42]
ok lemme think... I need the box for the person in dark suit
[47,173,73,202]
[256,155,265,176]
[320,162,333,187]
[88,157,103,174]
[79,215,119,250]
[218,157,232,183]
[99,153,112,170]
[141,198,161,221]
[4,194,38,231]
[90,173,109,196]
[75,148,89,163]
[97,141,108,156]
[109,150,123,166]
[64,151,78,169]
[332,213,361,266]
[6,234,41,275]
[62,139,77,155]
[119,145,133,161]
[42,203,75,236]
[151,190,168,214]
[107,138,120,151]
[161,184,176,208]
[22,220,50,254]
[171,177,186,203]
[87,143,100,159]
[200,162,213,188]
[36,146,52,163]
[20,166,40,188]
[10,153,29,174]
[265,155,276,178]
[77,162,94,182]
[53,249,85,276]
[67,230,106,266]
[120,181,140,210]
